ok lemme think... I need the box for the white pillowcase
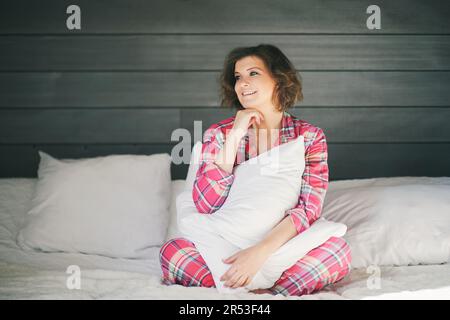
[165,141,203,242]
[17,151,172,259]
[184,141,203,191]
[322,177,450,268]
[165,179,186,242]
[197,135,306,248]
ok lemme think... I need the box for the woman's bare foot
[249,288,273,295]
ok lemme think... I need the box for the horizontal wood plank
[0,144,188,180]
[1,35,449,71]
[1,71,449,107]
[328,143,450,180]
[0,109,180,143]
[2,107,450,144]
[1,143,448,180]
[181,107,450,143]
[0,0,449,34]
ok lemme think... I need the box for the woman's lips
[242,90,257,97]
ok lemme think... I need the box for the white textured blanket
[1,178,450,300]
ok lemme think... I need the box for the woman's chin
[241,103,260,110]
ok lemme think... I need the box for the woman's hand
[220,244,270,288]
[231,109,265,139]
[213,108,264,174]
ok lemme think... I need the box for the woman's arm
[214,129,244,174]
[258,214,297,254]
[285,128,329,235]
[192,127,241,214]
[192,110,264,214]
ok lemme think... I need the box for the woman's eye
[234,72,257,81]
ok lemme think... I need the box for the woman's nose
[240,79,250,88]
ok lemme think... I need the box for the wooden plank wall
[0,0,449,180]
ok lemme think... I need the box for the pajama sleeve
[192,126,235,214]
[285,128,329,235]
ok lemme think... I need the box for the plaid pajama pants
[159,236,352,296]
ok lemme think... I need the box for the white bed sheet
[1,178,449,300]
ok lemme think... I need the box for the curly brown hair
[219,44,303,111]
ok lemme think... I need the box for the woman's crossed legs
[159,236,352,296]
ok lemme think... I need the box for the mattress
[1,178,449,300]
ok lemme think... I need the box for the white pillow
[322,179,450,268]
[17,151,172,259]
[165,179,186,242]
[184,141,203,191]
[198,135,306,247]
[165,141,203,242]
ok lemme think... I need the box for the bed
[1,176,449,300]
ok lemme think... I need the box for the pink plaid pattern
[192,111,329,235]
[159,236,352,296]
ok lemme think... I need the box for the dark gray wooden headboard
[1,0,449,180]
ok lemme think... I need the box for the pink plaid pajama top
[192,110,329,235]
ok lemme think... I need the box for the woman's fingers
[226,273,243,288]
[220,271,229,282]
[249,113,263,128]
[256,111,264,122]
[223,268,239,286]
[240,276,250,288]
[230,275,246,288]
[251,111,264,122]
[233,108,264,134]
[220,266,237,281]
[223,252,238,264]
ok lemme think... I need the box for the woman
[160,44,352,296]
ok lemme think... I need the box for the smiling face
[234,55,278,111]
